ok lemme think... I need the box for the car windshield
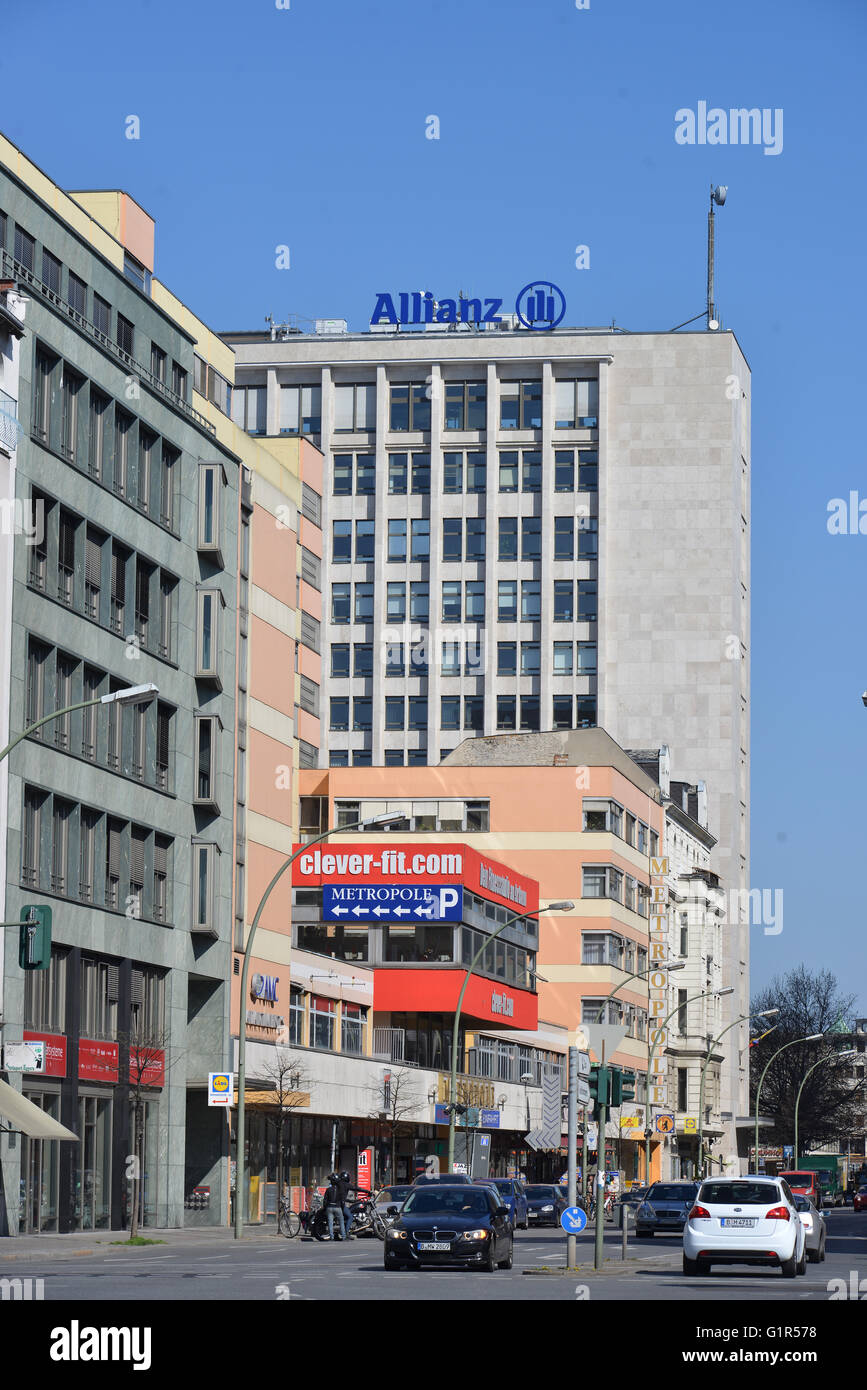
[699,1181,779,1205]
[792,1195,811,1211]
[494,1181,512,1193]
[379,1188,410,1202]
[402,1190,492,1216]
[525,1186,556,1199]
[648,1185,696,1202]
[780,1174,814,1186]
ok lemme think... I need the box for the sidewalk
[0,1224,285,1262]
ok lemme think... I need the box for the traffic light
[621,1070,637,1103]
[19,905,52,969]
[588,1064,610,1106]
[609,1068,623,1106]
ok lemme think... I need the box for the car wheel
[483,1242,497,1273]
[807,1245,820,1263]
[796,1243,807,1275]
[383,1254,403,1270]
[820,1238,826,1262]
[780,1253,797,1278]
[682,1254,699,1276]
[696,1259,711,1276]
[498,1240,514,1270]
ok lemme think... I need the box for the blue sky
[3,0,865,1008]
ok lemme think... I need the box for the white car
[682,1175,807,1277]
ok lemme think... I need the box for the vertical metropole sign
[647,857,670,1107]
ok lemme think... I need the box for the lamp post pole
[644,988,733,1186]
[0,683,159,765]
[234,813,399,1239]
[697,1010,779,1178]
[794,1050,856,1168]
[446,902,573,1176]
[753,1034,824,1171]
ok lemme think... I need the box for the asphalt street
[2,1205,865,1302]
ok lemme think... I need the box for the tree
[367,1067,424,1184]
[122,1023,171,1239]
[254,1049,311,1223]
[749,967,864,1155]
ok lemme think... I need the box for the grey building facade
[0,141,238,1235]
[223,317,752,1135]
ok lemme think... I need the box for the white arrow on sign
[372,906,390,917]
[332,905,348,916]
[414,904,436,917]
[392,906,410,916]
[351,906,369,916]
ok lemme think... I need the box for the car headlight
[459,1229,490,1241]
[541,1205,554,1212]
[638,1204,653,1216]
[387,1229,408,1241]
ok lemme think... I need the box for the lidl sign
[208,1072,232,1106]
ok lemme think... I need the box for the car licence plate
[721,1218,756,1228]
[418,1241,451,1251]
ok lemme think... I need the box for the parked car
[617,1185,649,1212]
[383,1184,514,1271]
[791,1193,826,1262]
[411,1173,473,1185]
[853,1186,867,1213]
[683,1175,807,1277]
[524,1183,569,1226]
[479,1178,529,1230]
[635,1182,699,1237]
[777,1170,823,1209]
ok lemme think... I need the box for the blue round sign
[560,1205,588,1234]
[515,280,567,330]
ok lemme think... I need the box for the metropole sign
[648,856,670,1107]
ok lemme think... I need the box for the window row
[330,580,597,627]
[332,449,598,497]
[28,489,179,660]
[582,798,659,855]
[328,749,431,767]
[581,865,652,915]
[26,636,175,791]
[192,354,232,417]
[21,786,173,924]
[333,798,489,832]
[496,641,597,675]
[24,946,166,1047]
[331,519,598,566]
[580,997,649,1042]
[286,989,368,1055]
[32,344,180,531]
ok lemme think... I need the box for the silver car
[792,1193,827,1262]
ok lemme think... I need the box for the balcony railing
[1,250,216,437]
[0,387,20,451]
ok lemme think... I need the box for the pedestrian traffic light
[621,1070,637,1103]
[19,905,51,969]
[609,1068,623,1106]
[588,1064,610,1106]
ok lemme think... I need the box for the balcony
[1,250,215,437]
[0,387,20,453]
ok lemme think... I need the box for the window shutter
[131,829,146,885]
[153,837,168,876]
[111,549,125,601]
[86,534,101,586]
[130,969,144,1006]
[106,964,120,1002]
[108,821,122,876]
[157,709,170,764]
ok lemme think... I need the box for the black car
[635,1181,699,1237]
[524,1184,569,1227]
[384,1183,514,1270]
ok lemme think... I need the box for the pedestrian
[335,1169,358,1238]
[323,1173,346,1241]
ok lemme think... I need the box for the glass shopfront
[73,1091,113,1230]
[19,1088,62,1233]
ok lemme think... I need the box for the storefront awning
[0,1080,79,1140]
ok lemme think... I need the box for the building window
[443,453,462,492]
[310,996,335,1050]
[582,865,623,902]
[50,798,72,894]
[171,362,188,401]
[497,642,517,676]
[105,817,123,909]
[194,716,220,809]
[578,581,597,621]
[332,582,351,622]
[389,384,430,432]
[497,695,516,729]
[116,314,134,357]
[354,644,373,676]
[388,454,407,494]
[32,346,57,442]
[14,225,36,271]
[196,588,223,684]
[88,388,109,481]
[57,512,76,607]
[288,988,305,1045]
[354,582,374,622]
[331,645,350,679]
[80,957,118,1040]
[498,517,517,561]
[385,697,405,731]
[408,697,428,731]
[387,519,406,562]
[26,638,48,734]
[356,520,375,562]
[198,464,223,558]
[444,380,486,430]
[677,990,688,1036]
[93,293,111,338]
[498,580,517,622]
[579,450,598,489]
[553,641,573,675]
[442,580,462,622]
[521,581,540,621]
[554,516,574,561]
[464,697,484,730]
[554,378,599,428]
[156,703,171,791]
[410,518,429,562]
[330,698,349,731]
[409,581,429,621]
[520,642,539,675]
[520,696,539,731]
[554,450,574,491]
[677,1066,688,1111]
[233,385,267,433]
[341,1003,365,1055]
[385,643,404,677]
[192,842,218,933]
[151,344,166,383]
[123,252,151,295]
[113,407,133,497]
[334,382,375,431]
[443,518,462,562]
[353,698,373,731]
[578,518,598,556]
[42,249,63,294]
[279,384,321,435]
[521,516,541,560]
[411,452,430,493]
[577,643,597,674]
[441,696,460,730]
[552,695,573,729]
[60,366,84,463]
[500,380,542,430]
[466,518,485,561]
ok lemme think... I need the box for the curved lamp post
[0,682,159,764]
[445,901,574,1176]
[234,811,403,1239]
[643,986,734,1184]
[753,1034,824,1170]
[794,1049,856,1167]
[697,1009,779,1178]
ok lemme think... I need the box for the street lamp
[445,900,574,1175]
[696,1009,779,1178]
[233,810,403,1239]
[643,986,735,1184]
[0,682,159,764]
[794,1049,856,1167]
[707,183,728,330]
[753,1034,825,1169]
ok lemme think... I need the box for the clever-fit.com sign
[292,843,539,916]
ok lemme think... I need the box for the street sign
[683,1116,697,1134]
[582,1024,628,1063]
[577,1079,590,1105]
[208,1073,232,1106]
[783,1144,794,1162]
[560,1205,588,1234]
[322,883,462,922]
[576,1051,591,1077]
[655,1114,675,1134]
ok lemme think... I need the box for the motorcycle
[345,1194,387,1240]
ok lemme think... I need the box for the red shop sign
[130,1047,165,1088]
[78,1038,119,1083]
[23,1030,67,1078]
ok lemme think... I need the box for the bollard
[621,1200,629,1260]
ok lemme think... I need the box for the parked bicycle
[278,1193,302,1238]
[280,1190,329,1240]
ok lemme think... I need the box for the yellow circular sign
[212,1075,229,1093]
[656,1114,674,1134]
[684,1117,697,1133]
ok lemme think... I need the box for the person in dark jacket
[323,1173,346,1241]
[336,1170,359,1237]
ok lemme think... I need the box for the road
[4,1204,865,1302]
